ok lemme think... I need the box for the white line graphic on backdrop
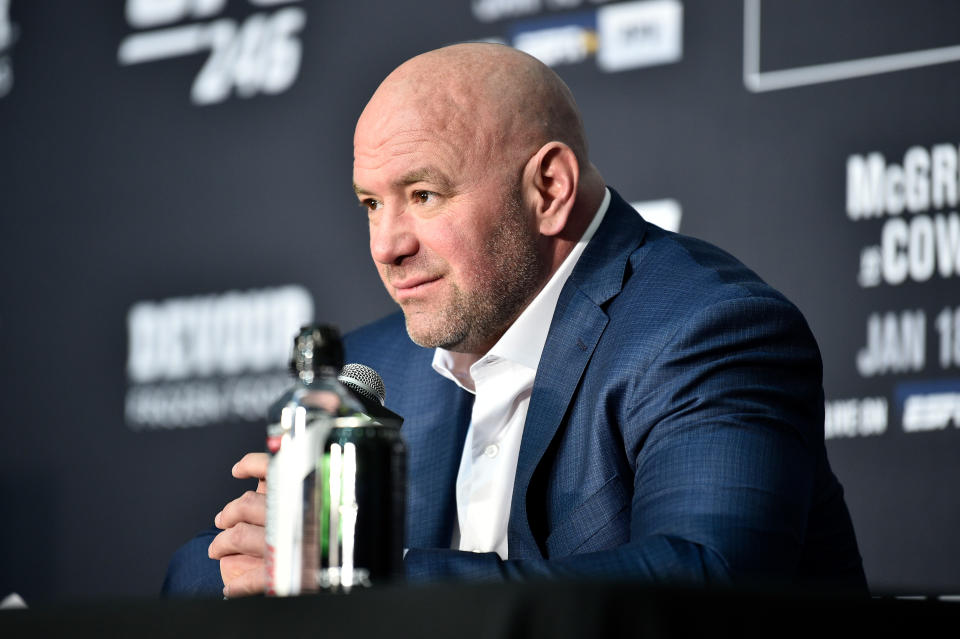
[743,0,960,92]
[0,0,16,98]
[118,23,213,63]
[631,198,682,232]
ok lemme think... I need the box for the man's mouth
[392,275,441,301]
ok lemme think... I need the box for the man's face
[353,102,542,354]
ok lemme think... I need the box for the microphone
[338,363,403,425]
[338,363,386,406]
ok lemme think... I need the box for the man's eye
[413,190,435,204]
[360,198,382,211]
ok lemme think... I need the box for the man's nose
[369,207,419,266]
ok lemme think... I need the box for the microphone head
[338,363,386,406]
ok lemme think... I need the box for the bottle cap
[290,324,344,378]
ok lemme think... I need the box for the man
[164,43,866,597]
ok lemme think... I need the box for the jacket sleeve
[161,526,224,597]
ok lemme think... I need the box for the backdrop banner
[2,0,958,601]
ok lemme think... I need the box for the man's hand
[208,452,269,597]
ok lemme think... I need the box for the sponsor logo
[471,0,545,23]
[495,0,682,73]
[596,0,682,72]
[894,379,960,433]
[903,392,960,432]
[117,0,306,106]
[511,12,597,68]
[124,285,313,430]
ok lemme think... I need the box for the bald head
[353,44,605,354]
[357,43,590,173]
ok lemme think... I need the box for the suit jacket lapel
[389,345,473,549]
[508,189,649,555]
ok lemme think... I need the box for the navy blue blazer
[162,190,866,595]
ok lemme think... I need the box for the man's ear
[522,141,580,237]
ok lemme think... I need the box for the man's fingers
[212,450,272,598]
[220,555,266,598]
[220,553,262,582]
[208,522,265,560]
[215,490,266,529]
[233,452,269,481]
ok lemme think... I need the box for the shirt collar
[433,188,611,389]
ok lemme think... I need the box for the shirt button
[484,444,499,458]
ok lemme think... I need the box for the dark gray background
[1,0,957,602]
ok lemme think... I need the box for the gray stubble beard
[403,188,542,354]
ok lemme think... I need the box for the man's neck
[434,186,611,371]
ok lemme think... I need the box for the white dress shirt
[432,188,611,559]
